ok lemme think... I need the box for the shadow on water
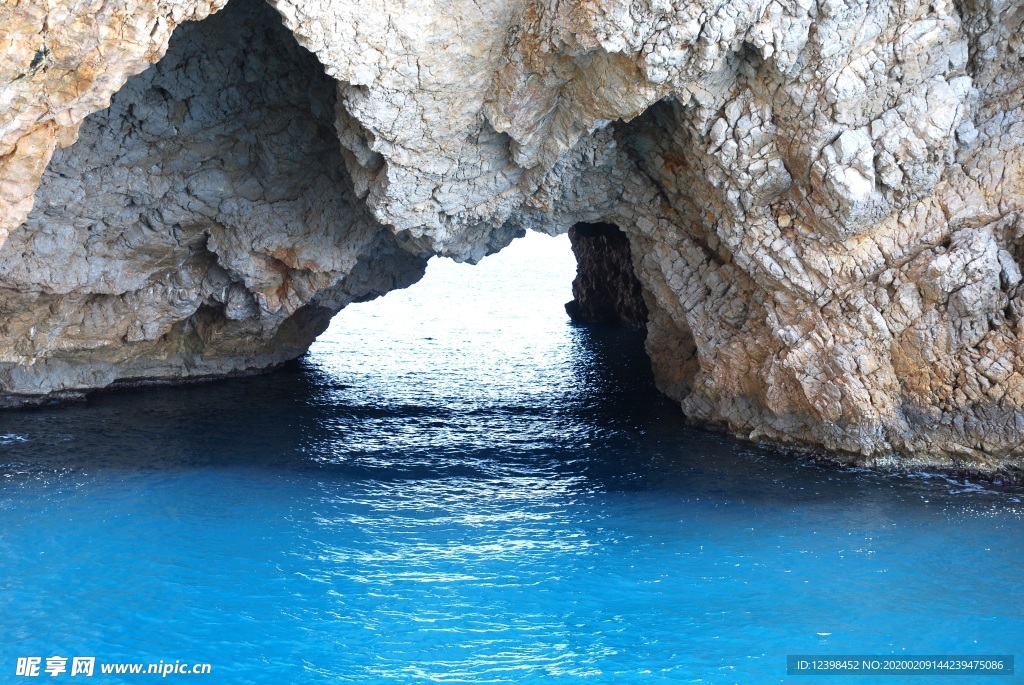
[2,321,1022,513]
[1,325,662,474]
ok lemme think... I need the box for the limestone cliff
[2,0,1024,476]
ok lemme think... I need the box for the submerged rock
[1,0,1024,475]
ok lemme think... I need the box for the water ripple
[0,233,1021,683]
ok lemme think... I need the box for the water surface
[1,233,1021,683]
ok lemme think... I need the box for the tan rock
[1,0,1023,477]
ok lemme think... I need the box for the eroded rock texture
[0,0,425,402]
[0,0,227,246]
[565,223,649,328]
[3,0,1024,475]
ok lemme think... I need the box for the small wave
[0,434,28,446]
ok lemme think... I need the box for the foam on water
[1,233,1021,683]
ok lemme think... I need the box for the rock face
[2,0,1024,476]
[565,223,649,328]
[0,0,227,246]
[0,0,425,403]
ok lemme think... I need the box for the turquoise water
[1,233,1021,683]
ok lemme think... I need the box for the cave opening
[306,229,659,421]
[0,0,661,411]
[0,0,424,400]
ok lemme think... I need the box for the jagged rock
[2,0,1024,476]
[0,0,425,402]
[0,0,228,247]
[565,223,649,328]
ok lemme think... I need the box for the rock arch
[1,0,1024,478]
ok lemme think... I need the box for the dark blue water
[1,234,1021,683]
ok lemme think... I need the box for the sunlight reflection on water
[0,232,1021,684]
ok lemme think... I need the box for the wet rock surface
[2,0,1024,476]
